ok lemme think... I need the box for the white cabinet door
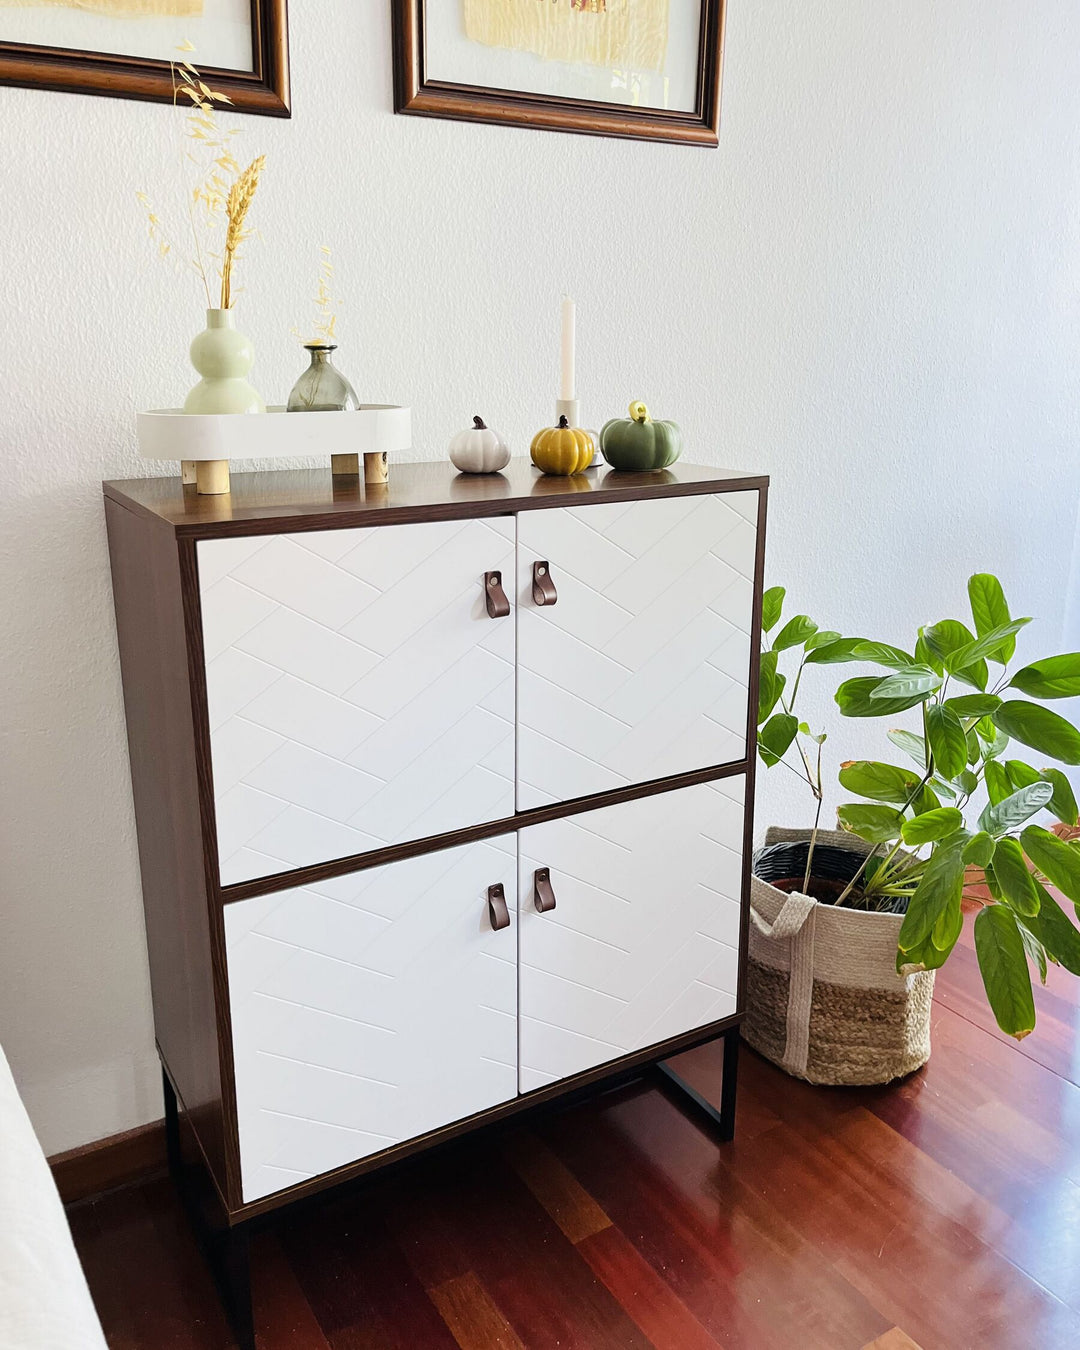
[225,835,518,1202]
[518,779,744,1092]
[516,491,757,809]
[198,518,515,885]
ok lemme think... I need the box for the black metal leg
[654,1026,740,1143]
[162,1069,182,1180]
[719,1026,739,1141]
[214,1224,254,1350]
[162,1067,255,1349]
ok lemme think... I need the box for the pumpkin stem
[629,401,650,423]
[557,414,569,428]
[473,415,487,429]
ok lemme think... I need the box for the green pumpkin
[600,401,682,471]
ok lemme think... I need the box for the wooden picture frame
[393,0,725,147]
[0,0,290,118]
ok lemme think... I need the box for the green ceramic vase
[184,308,264,415]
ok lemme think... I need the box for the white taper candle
[560,295,576,403]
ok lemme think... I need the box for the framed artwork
[0,0,289,116]
[393,0,725,146]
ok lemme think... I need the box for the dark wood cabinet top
[103,460,768,538]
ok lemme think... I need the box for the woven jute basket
[743,826,934,1086]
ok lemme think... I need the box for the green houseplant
[749,573,1080,1080]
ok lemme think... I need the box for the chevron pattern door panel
[225,835,518,1202]
[198,518,516,885]
[516,491,758,808]
[518,778,744,1092]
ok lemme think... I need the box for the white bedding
[0,1045,108,1350]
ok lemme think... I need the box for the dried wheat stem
[220,154,265,309]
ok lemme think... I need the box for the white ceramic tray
[136,405,412,462]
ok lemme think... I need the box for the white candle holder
[555,397,579,426]
[556,398,603,469]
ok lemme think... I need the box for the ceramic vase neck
[205,308,236,330]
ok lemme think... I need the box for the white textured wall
[1,1,1079,1154]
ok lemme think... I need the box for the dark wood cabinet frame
[105,461,767,1350]
[393,0,726,146]
[0,0,290,117]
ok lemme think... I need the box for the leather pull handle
[487,883,510,931]
[532,561,558,607]
[484,571,510,619]
[534,868,557,913]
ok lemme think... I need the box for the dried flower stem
[220,155,265,309]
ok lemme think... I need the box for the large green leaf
[758,713,798,767]
[988,837,1040,917]
[992,701,1080,766]
[901,808,963,846]
[772,615,818,651]
[974,905,1036,1038]
[838,760,920,804]
[949,619,1031,673]
[1020,825,1080,905]
[1019,923,1049,985]
[804,637,869,665]
[954,658,990,692]
[758,650,779,723]
[1002,761,1074,825]
[898,927,962,974]
[922,619,973,667]
[944,694,1003,719]
[983,760,1011,806]
[964,831,996,868]
[1040,768,1079,828]
[922,619,988,690]
[836,803,905,843]
[978,781,1054,836]
[968,574,1015,662]
[761,586,785,634]
[869,666,942,702]
[836,676,937,718]
[898,831,969,951]
[931,895,964,952]
[916,630,943,676]
[849,641,917,671]
[888,728,927,768]
[1010,653,1080,700]
[956,768,979,795]
[1004,760,1041,790]
[912,783,942,815]
[926,704,967,780]
[1017,880,1080,975]
[804,629,841,651]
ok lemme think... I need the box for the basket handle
[750,890,816,941]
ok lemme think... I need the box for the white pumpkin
[448,416,511,474]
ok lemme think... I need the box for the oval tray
[137,405,412,462]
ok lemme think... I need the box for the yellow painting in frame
[463,0,670,75]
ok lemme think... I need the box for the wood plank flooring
[69,916,1080,1349]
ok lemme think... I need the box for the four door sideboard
[104,459,767,1347]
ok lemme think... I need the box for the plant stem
[834,764,936,906]
[802,750,824,893]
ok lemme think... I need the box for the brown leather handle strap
[484,571,510,619]
[534,868,557,913]
[487,883,510,931]
[532,561,557,607]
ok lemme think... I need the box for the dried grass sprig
[313,245,339,342]
[136,41,265,309]
[220,155,265,310]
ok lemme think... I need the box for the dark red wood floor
[69,916,1080,1350]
